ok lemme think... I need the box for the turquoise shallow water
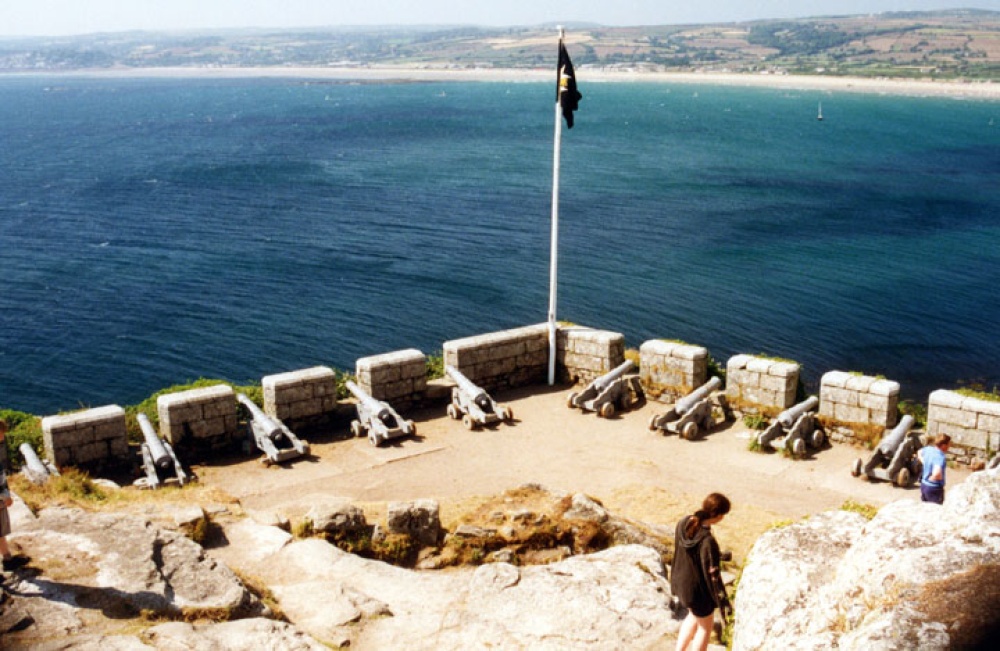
[0,76,998,414]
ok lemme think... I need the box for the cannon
[237,393,310,464]
[756,396,825,458]
[346,381,416,447]
[648,376,723,440]
[445,365,513,430]
[851,415,922,486]
[566,360,643,418]
[19,443,59,485]
[136,413,190,489]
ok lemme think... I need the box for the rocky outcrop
[732,466,1000,650]
[4,506,266,647]
[245,538,676,649]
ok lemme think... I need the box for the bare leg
[675,610,698,651]
[690,612,715,651]
[0,535,11,559]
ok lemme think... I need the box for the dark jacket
[670,515,724,616]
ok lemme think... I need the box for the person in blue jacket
[918,434,951,504]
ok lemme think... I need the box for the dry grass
[9,469,239,515]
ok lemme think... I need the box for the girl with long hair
[670,492,731,651]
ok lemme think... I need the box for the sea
[1,75,998,415]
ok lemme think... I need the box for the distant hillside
[1,9,998,80]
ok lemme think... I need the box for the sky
[1,1,998,37]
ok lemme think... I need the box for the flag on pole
[557,41,582,128]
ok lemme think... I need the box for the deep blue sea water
[1,75,998,415]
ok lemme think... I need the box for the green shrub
[1,409,43,472]
[898,400,928,429]
[426,352,445,380]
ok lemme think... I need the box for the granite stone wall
[263,365,340,427]
[157,384,239,449]
[558,326,626,385]
[443,324,549,392]
[355,349,428,412]
[639,340,709,403]
[927,389,1000,466]
[819,371,900,429]
[41,405,129,471]
[725,355,800,412]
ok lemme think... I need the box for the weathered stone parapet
[819,371,900,430]
[558,326,626,385]
[356,349,427,411]
[927,389,1000,466]
[157,384,239,449]
[262,366,339,426]
[726,355,800,411]
[41,404,129,471]
[639,340,708,402]
[444,324,549,392]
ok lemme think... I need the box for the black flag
[557,41,582,128]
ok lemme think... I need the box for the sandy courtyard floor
[195,384,969,562]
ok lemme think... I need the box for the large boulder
[242,536,676,649]
[733,466,1000,650]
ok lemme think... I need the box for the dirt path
[196,385,969,562]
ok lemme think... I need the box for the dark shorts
[921,483,944,504]
[681,594,716,618]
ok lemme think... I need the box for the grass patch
[955,386,1000,403]
[743,413,767,430]
[840,499,879,520]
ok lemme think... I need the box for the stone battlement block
[356,349,428,401]
[41,404,128,470]
[157,384,238,446]
[263,366,339,422]
[726,355,800,410]
[640,340,709,402]
[819,371,900,429]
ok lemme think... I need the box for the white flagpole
[548,27,565,386]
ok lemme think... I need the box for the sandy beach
[38,65,1000,100]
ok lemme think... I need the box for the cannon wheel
[681,421,699,440]
[792,438,807,458]
[567,392,579,409]
[810,429,826,449]
[502,405,514,422]
[851,458,863,477]
[407,420,416,435]
[462,414,476,431]
[895,467,911,487]
[648,414,660,432]
[368,433,380,447]
[350,420,363,438]
[599,402,615,418]
[447,403,460,420]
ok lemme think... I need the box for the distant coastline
[9,66,999,100]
